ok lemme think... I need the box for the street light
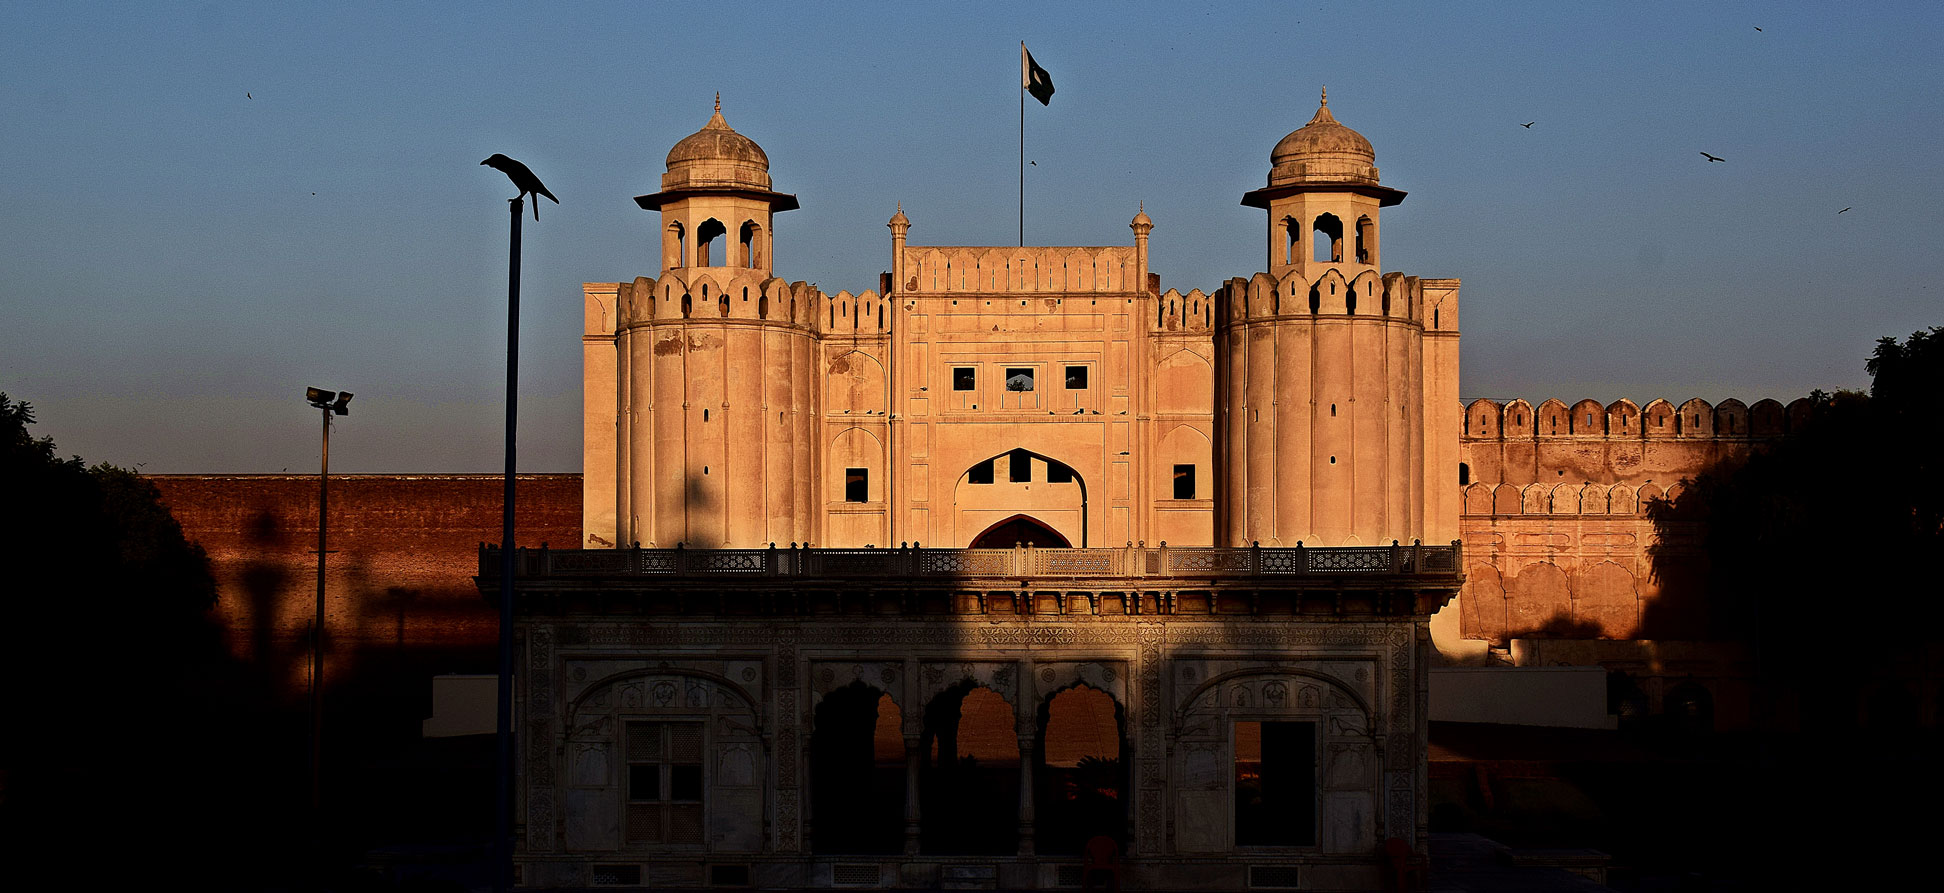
[303,385,350,828]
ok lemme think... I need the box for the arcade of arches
[811,681,1124,856]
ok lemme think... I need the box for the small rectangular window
[967,460,994,485]
[1065,365,1088,389]
[1009,450,1031,483]
[953,367,976,391]
[845,468,868,502]
[1173,464,1195,499]
[1046,462,1074,484]
[1004,367,1035,391]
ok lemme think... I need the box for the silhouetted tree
[1646,328,1944,669]
[0,394,295,887]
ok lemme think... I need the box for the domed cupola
[636,96,799,214]
[1269,88,1378,186]
[636,96,798,274]
[662,97,773,191]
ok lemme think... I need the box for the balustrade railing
[481,541,1461,580]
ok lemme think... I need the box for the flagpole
[1019,41,1025,247]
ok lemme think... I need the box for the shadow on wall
[242,507,295,674]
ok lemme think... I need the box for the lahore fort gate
[498,93,1464,890]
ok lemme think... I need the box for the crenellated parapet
[1154,288,1214,332]
[820,289,890,335]
[609,272,815,328]
[1461,480,1679,517]
[897,246,1142,295]
[1463,396,1798,442]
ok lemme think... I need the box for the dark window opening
[967,460,994,485]
[1005,368,1035,391]
[1065,365,1088,389]
[953,367,976,391]
[845,468,868,503]
[1355,216,1372,263]
[1234,721,1316,847]
[625,721,704,845]
[811,684,906,854]
[1046,462,1074,484]
[1009,450,1031,483]
[1173,464,1195,499]
[1459,463,1470,486]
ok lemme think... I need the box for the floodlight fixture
[301,383,349,820]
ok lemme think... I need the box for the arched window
[696,218,727,267]
[1284,216,1300,264]
[1354,216,1373,263]
[739,220,761,268]
[1312,213,1343,263]
[666,222,686,268]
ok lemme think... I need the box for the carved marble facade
[496,544,1456,890]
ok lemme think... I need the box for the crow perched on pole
[481,154,558,220]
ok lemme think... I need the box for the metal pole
[1019,63,1025,248]
[310,403,329,829]
[495,195,523,893]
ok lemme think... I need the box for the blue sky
[4,1,1940,471]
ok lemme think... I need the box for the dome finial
[714,92,721,113]
[1320,85,1327,107]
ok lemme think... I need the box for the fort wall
[1449,396,1798,653]
[149,473,580,697]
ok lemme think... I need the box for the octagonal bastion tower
[583,94,1459,552]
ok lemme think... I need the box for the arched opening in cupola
[739,220,761,268]
[1312,213,1343,263]
[696,218,727,267]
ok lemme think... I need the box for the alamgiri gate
[502,92,1466,891]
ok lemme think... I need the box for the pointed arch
[969,513,1070,548]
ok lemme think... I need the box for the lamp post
[303,386,351,831]
[483,153,551,893]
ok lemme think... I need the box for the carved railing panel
[1307,548,1394,573]
[488,542,1461,581]
[1034,549,1120,576]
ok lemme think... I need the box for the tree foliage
[1646,329,1944,663]
[0,393,293,884]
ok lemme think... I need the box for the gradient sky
[5,1,1940,472]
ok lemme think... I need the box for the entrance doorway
[970,514,1070,548]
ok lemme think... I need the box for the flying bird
[481,153,559,220]
[1700,152,1725,162]
[1838,207,1851,214]
[1520,121,1534,128]
[1754,26,1762,32]
[246,92,252,99]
